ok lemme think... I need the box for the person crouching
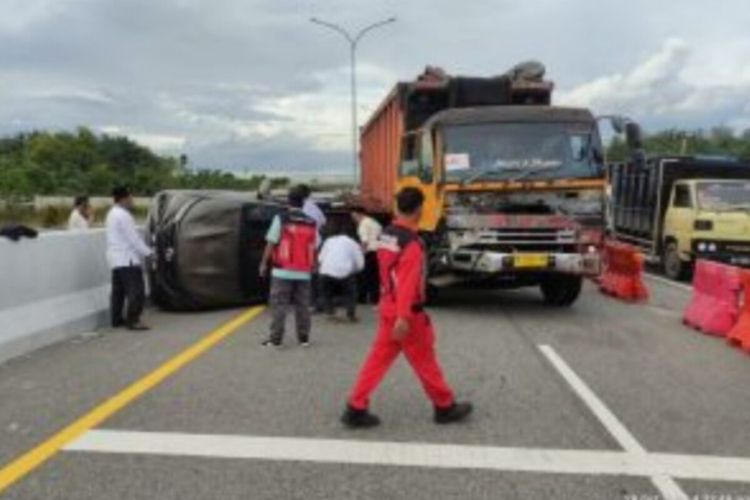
[318,222,364,322]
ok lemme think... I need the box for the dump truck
[609,156,750,280]
[358,63,641,306]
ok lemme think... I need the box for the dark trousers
[359,252,380,304]
[269,277,312,344]
[111,266,145,327]
[321,274,358,319]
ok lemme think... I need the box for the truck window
[673,184,693,208]
[569,134,589,162]
[419,130,434,183]
[400,135,420,177]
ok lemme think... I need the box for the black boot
[434,401,473,424]
[341,405,381,429]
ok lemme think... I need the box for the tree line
[2,126,749,204]
[607,126,750,162]
[0,127,289,202]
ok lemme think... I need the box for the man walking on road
[106,186,152,331]
[341,187,473,428]
[318,222,364,322]
[259,187,317,348]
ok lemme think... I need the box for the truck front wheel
[663,242,688,281]
[540,275,583,307]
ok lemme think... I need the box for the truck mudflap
[448,249,601,276]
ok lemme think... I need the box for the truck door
[396,130,442,231]
[665,182,695,257]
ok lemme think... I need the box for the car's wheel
[540,275,583,307]
[663,242,687,280]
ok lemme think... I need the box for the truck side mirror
[625,122,643,150]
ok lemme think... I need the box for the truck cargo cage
[399,61,553,132]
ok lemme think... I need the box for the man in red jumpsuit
[341,187,473,428]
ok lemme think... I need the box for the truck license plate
[513,253,549,268]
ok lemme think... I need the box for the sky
[2,0,750,175]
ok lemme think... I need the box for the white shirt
[318,235,364,279]
[105,204,152,269]
[303,198,327,230]
[67,209,90,230]
[358,216,383,253]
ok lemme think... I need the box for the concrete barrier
[0,229,111,364]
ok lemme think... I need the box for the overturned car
[146,190,283,311]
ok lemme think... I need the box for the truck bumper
[694,252,750,268]
[691,240,750,268]
[448,250,601,276]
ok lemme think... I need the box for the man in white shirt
[352,207,383,304]
[67,196,93,230]
[318,223,364,322]
[105,186,152,331]
[298,184,327,236]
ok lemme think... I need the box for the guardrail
[0,229,111,364]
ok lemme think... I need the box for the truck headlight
[708,243,718,252]
[694,220,713,231]
[698,243,707,252]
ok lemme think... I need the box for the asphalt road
[2,276,750,500]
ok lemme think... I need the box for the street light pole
[310,16,396,186]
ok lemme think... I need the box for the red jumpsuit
[348,219,455,410]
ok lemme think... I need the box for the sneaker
[347,316,359,324]
[341,405,381,429]
[300,340,311,348]
[434,402,473,424]
[261,339,283,349]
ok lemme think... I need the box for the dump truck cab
[397,105,606,275]
[664,178,750,275]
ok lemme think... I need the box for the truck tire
[426,284,441,306]
[663,242,688,281]
[540,275,582,307]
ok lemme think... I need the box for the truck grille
[453,228,578,253]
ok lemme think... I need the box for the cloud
[29,88,115,106]
[2,0,750,173]
[558,38,750,132]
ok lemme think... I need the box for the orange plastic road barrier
[683,260,741,337]
[727,271,750,352]
[598,241,649,302]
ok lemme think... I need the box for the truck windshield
[442,122,601,183]
[697,181,750,211]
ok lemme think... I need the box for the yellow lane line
[0,305,265,494]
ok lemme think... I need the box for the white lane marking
[65,429,750,484]
[645,273,693,293]
[538,345,689,500]
[66,430,645,476]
